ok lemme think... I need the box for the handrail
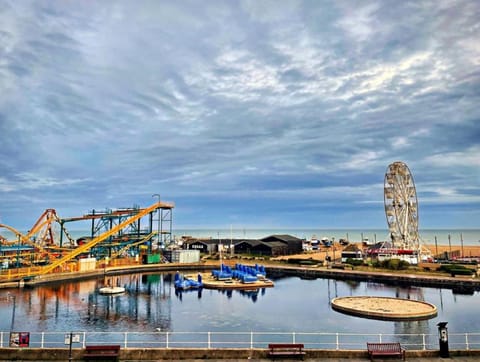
[1,330,479,350]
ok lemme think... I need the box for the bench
[367,342,405,361]
[268,343,305,359]
[84,345,120,360]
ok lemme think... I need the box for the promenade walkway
[122,358,480,361]
[1,347,478,361]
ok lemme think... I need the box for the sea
[1,228,479,246]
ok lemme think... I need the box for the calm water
[1,272,479,336]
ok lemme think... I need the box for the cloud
[424,146,480,168]
[0,1,479,229]
[336,2,379,42]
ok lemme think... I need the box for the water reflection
[175,288,202,301]
[174,287,267,303]
[0,272,479,335]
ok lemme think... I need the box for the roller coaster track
[0,224,51,256]
[109,231,157,259]
[26,209,58,243]
[0,224,31,245]
[35,201,165,276]
[1,212,68,260]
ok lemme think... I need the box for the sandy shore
[273,243,480,262]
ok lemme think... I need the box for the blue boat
[211,263,233,280]
[211,263,269,284]
[174,272,203,290]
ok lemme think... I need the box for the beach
[273,243,480,262]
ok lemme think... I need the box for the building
[184,239,216,254]
[261,234,303,255]
[183,238,236,255]
[182,234,303,257]
[341,244,363,263]
[234,240,287,256]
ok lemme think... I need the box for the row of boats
[98,263,270,294]
[174,263,268,291]
[211,263,266,283]
[305,236,350,250]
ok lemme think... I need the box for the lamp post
[7,292,16,331]
[332,237,336,263]
[152,194,161,250]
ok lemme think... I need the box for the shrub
[286,258,319,265]
[449,268,474,276]
[374,258,410,270]
[439,263,472,273]
[346,258,364,266]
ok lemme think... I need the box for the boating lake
[1,271,479,338]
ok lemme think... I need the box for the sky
[0,0,479,232]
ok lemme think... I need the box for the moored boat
[321,237,332,247]
[99,286,126,295]
[175,272,203,290]
[99,276,125,295]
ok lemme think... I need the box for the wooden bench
[367,342,405,361]
[268,343,305,359]
[84,345,120,360]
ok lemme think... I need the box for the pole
[9,294,16,331]
[448,234,451,260]
[460,233,464,259]
[152,194,161,249]
[230,225,233,257]
[68,332,73,362]
[435,236,438,260]
[332,237,335,263]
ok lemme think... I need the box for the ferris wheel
[384,161,419,250]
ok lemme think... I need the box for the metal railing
[1,331,480,350]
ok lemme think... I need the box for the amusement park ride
[379,161,431,263]
[0,201,174,282]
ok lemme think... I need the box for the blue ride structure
[212,263,267,284]
[211,263,233,280]
[174,272,203,290]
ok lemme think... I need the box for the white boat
[99,276,125,294]
[98,286,125,295]
[362,237,374,246]
[321,237,332,247]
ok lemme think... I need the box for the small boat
[99,277,125,295]
[321,237,332,247]
[212,264,233,280]
[339,238,349,246]
[232,263,260,283]
[99,286,126,295]
[362,237,374,246]
[174,272,203,290]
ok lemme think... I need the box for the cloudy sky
[0,0,479,231]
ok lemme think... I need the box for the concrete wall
[1,348,479,360]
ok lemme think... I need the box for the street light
[7,292,16,331]
[152,194,161,250]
